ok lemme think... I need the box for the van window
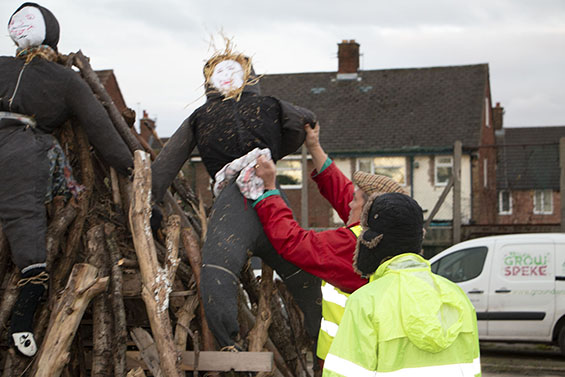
[431,247,488,283]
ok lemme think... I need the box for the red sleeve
[255,195,367,293]
[312,162,354,224]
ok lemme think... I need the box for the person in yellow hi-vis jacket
[323,193,481,377]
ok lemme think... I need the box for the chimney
[337,39,360,80]
[493,102,504,130]
[139,109,156,145]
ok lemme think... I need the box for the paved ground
[481,342,565,376]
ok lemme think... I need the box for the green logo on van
[503,252,550,277]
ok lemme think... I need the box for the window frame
[498,190,512,215]
[533,189,553,215]
[276,155,304,190]
[356,156,407,186]
[434,155,453,187]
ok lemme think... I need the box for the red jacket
[254,162,368,293]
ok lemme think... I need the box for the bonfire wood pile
[0,51,314,377]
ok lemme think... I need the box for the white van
[429,233,565,354]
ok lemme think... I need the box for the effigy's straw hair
[204,35,261,101]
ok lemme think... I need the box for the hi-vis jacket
[323,253,481,377]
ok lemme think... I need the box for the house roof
[496,126,565,190]
[259,64,489,156]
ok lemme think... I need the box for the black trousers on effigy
[200,179,322,347]
[0,124,51,271]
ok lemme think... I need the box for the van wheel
[559,326,565,357]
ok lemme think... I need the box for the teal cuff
[252,189,281,208]
[313,157,332,177]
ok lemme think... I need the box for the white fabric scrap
[213,148,272,200]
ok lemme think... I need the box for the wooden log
[174,294,198,351]
[126,368,146,377]
[72,51,142,154]
[86,225,113,377]
[164,215,181,283]
[105,223,128,377]
[31,263,109,377]
[45,199,78,270]
[239,300,294,377]
[50,124,94,303]
[110,167,123,209]
[0,270,19,337]
[126,351,273,373]
[129,151,180,377]
[275,281,312,377]
[130,328,163,377]
[181,228,216,352]
[248,263,274,353]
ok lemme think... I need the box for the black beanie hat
[10,2,60,51]
[353,192,424,277]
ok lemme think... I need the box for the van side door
[487,238,555,341]
[431,245,490,337]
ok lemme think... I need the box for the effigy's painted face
[210,59,244,95]
[8,6,46,49]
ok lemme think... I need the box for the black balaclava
[9,2,60,51]
[354,192,424,277]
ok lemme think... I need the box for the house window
[434,156,452,186]
[276,158,302,189]
[356,157,406,185]
[498,190,512,215]
[533,189,553,214]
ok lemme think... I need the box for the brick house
[96,70,127,113]
[495,119,564,226]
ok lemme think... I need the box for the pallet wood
[126,351,274,372]
[130,328,163,377]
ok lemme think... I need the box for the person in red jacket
[244,122,405,364]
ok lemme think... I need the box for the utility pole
[559,137,565,232]
[453,140,462,243]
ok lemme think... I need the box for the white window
[533,189,553,214]
[434,156,452,186]
[356,157,406,185]
[498,190,512,215]
[485,97,491,128]
[276,157,303,189]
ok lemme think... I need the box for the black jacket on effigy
[151,78,316,202]
[0,57,133,175]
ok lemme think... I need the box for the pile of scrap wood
[0,51,315,377]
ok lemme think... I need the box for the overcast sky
[1,0,564,136]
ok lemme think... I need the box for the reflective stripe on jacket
[317,225,362,360]
[323,253,481,377]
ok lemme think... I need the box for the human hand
[304,122,321,150]
[254,155,277,190]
